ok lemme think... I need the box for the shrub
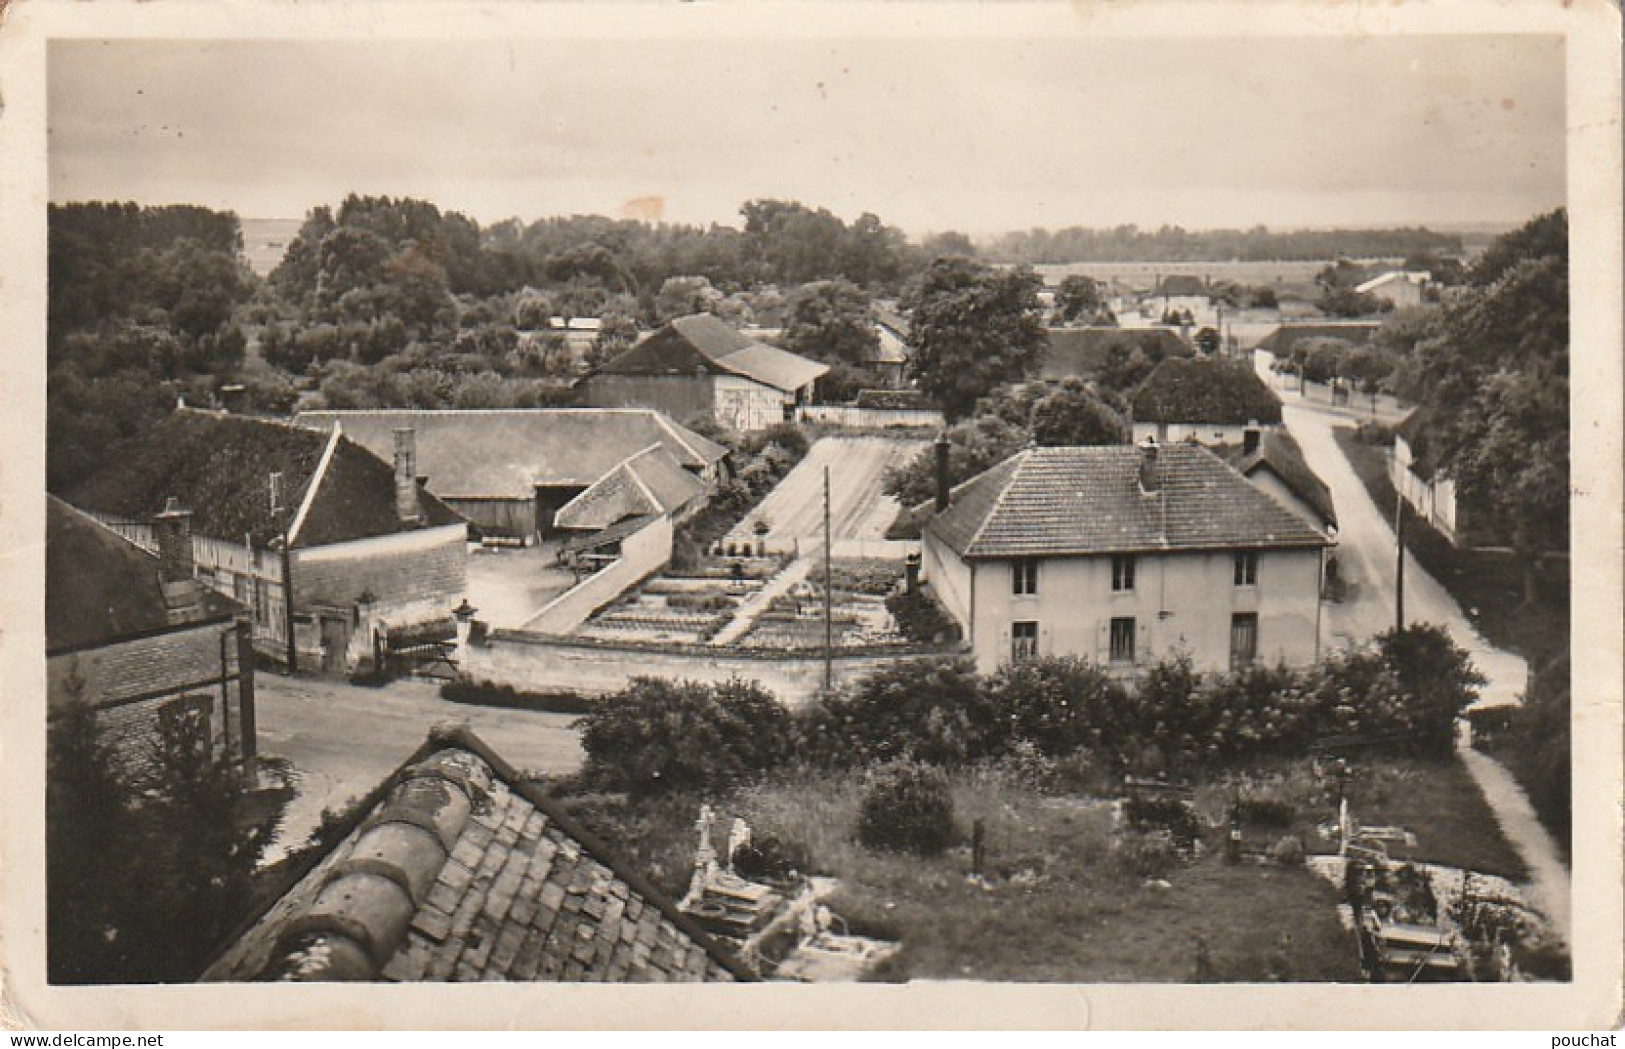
[856,761,956,856]
[798,658,987,768]
[1269,835,1307,866]
[1235,798,1296,829]
[1123,795,1203,849]
[1376,624,1485,757]
[883,587,956,643]
[983,656,1131,757]
[440,679,594,715]
[731,833,813,884]
[577,677,793,795]
[1113,830,1179,879]
[1354,421,1395,446]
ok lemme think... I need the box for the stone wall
[521,516,672,634]
[462,632,960,709]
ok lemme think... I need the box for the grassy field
[1330,426,1569,668]
[562,765,1376,982]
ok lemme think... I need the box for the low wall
[521,515,673,634]
[462,631,962,708]
[798,404,944,429]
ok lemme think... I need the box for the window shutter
[1041,623,1053,657]
[1095,619,1109,664]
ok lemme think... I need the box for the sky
[47,33,1566,237]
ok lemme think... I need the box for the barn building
[576,313,828,431]
[295,408,727,546]
[60,408,469,677]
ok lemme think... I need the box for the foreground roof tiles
[202,726,748,983]
[926,444,1329,559]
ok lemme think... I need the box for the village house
[920,441,1330,676]
[865,308,912,389]
[1390,406,1496,549]
[576,313,829,431]
[1355,270,1431,309]
[1255,320,1383,361]
[1225,428,1339,535]
[1130,357,1283,446]
[47,495,257,781]
[60,407,469,678]
[1149,274,1217,327]
[294,407,727,547]
[201,724,752,983]
[1038,325,1191,383]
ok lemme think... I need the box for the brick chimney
[393,427,422,526]
[1243,428,1261,456]
[154,497,196,583]
[154,497,203,622]
[1137,436,1160,494]
[934,432,952,513]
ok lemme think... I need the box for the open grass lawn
[561,767,1362,982]
[1331,427,1569,668]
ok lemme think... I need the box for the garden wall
[462,630,961,708]
[519,515,672,634]
[797,404,945,429]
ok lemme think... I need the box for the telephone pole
[1394,492,1406,632]
[823,465,833,695]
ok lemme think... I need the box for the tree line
[989,224,1464,265]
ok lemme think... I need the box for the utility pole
[1394,492,1406,632]
[271,471,297,674]
[823,465,833,695]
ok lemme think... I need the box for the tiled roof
[1040,326,1191,381]
[59,409,461,550]
[1255,321,1381,356]
[1227,430,1338,529]
[1356,271,1429,294]
[1155,275,1208,297]
[46,496,241,655]
[294,409,726,500]
[1131,358,1283,426]
[202,725,750,983]
[594,315,827,393]
[553,445,705,531]
[925,444,1329,559]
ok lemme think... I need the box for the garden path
[707,555,813,646]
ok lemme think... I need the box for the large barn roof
[593,314,828,393]
[1039,326,1191,381]
[294,408,726,501]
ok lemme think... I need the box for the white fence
[798,404,944,429]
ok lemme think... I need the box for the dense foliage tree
[781,279,878,366]
[1028,379,1130,447]
[48,688,287,983]
[882,413,1028,507]
[1051,274,1105,324]
[1401,209,1569,599]
[901,257,1046,419]
[576,677,793,795]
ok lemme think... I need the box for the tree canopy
[901,257,1046,420]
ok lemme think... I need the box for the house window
[1012,558,1039,596]
[1231,613,1259,668]
[1234,550,1259,587]
[1109,617,1136,664]
[1111,554,1136,592]
[1011,621,1039,662]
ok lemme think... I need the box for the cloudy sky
[48,33,1565,235]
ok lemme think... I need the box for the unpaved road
[727,435,926,548]
[255,673,583,857]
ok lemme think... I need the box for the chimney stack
[1243,428,1261,456]
[154,497,196,583]
[1138,436,1160,494]
[154,497,204,622]
[934,432,952,513]
[393,427,422,525]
